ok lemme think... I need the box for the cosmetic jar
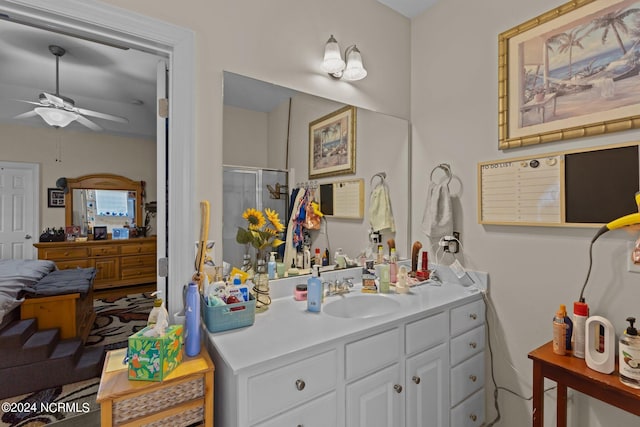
[294,284,308,301]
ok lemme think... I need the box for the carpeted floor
[0,293,153,427]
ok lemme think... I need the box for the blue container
[184,282,201,357]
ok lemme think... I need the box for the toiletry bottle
[322,249,329,266]
[147,292,168,326]
[389,248,398,283]
[572,300,589,358]
[307,265,322,312]
[378,263,390,294]
[377,245,384,264]
[619,317,640,388]
[314,248,322,267]
[184,282,201,357]
[233,274,249,301]
[553,304,568,355]
[335,248,346,268]
[268,252,277,280]
[303,246,311,270]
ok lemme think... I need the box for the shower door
[223,166,288,269]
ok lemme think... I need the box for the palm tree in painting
[589,8,640,55]
[547,27,588,80]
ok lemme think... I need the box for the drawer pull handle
[469,374,477,382]
[469,313,477,320]
[469,413,477,422]
[295,379,305,391]
[469,341,477,349]
[393,384,402,393]
[412,376,421,384]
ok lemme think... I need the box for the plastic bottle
[184,282,201,357]
[335,248,346,269]
[572,300,589,358]
[378,263,390,294]
[553,304,569,355]
[377,245,384,264]
[619,317,640,388]
[268,252,277,280]
[147,291,168,326]
[314,248,322,267]
[322,249,329,266]
[389,248,398,283]
[303,246,311,270]
[233,274,249,301]
[307,265,322,313]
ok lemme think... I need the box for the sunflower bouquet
[236,207,285,258]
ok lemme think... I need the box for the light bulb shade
[322,35,345,74]
[342,46,367,81]
[35,107,78,127]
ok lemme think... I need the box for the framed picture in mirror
[93,226,107,240]
[309,105,356,179]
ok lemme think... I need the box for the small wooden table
[528,341,640,426]
[97,347,214,427]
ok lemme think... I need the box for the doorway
[0,0,195,317]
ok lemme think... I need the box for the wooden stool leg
[532,361,544,427]
[557,384,567,427]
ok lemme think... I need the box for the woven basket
[143,406,204,427]
[113,377,204,424]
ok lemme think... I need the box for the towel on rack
[421,180,453,239]
[369,181,395,233]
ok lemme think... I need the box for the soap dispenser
[619,317,640,388]
[268,252,277,279]
[147,291,169,326]
[307,265,322,312]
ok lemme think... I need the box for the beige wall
[0,123,156,231]
[223,106,269,168]
[412,0,640,425]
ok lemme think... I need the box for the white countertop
[206,267,487,374]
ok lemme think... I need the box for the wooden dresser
[34,236,157,290]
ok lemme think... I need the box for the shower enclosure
[223,166,289,269]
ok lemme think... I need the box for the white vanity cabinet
[208,288,486,427]
[449,299,486,426]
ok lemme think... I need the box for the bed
[0,259,96,341]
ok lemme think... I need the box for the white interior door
[0,162,39,259]
[156,60,168,296]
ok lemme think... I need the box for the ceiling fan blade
[40,92,65,108]
[15,99,46,106]
[76,115,103,131]
[13,110,38,120]
[76,107,129,124]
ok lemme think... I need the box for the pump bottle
[619,317,640,388]
[307,265,322,313]
[147,291,169,326]
[268,252,277,280]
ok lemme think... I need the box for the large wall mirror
[223,71,410,274]
[64,173,143,235]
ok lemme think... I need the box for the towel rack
[370,172,386,187]
[430,163,452,185]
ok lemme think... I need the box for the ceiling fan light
[322,35,346,74]
[35,107,78,128]
[342,46,367,81]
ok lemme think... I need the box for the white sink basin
[323,294,401,319]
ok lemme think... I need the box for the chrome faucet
[323,277,354,297]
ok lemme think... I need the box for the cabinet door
[93,257,119,284]
[406,342,449,427]
[346,364,402,427]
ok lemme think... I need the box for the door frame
[0,161,39,259]
[0,0,196,317]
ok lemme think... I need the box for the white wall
[223,105,269,168]
[0,122,156,232]
[412,0,640,425]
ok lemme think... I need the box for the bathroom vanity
[206,268,487,427]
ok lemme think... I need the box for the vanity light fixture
[321,35,367,81]
[34,107,78,128]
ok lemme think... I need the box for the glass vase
[251,258,271,312]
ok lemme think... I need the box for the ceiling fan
[14,45,129,131]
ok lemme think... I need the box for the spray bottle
[184,282,201,357]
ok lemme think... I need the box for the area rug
[0,293,153,426]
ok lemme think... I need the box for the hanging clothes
[283,188,307,270]
[369,173,395,233]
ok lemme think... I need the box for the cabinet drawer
[40,247,88,260]
[90,246,119,257]
[252,392,337,427]
[405,311,448,355]
[121,242,156,255]
[121,254,156,268]
[56,259,92,270]
[451,299,485,336]
[121,266,156,280]
[450,325,485,366]
[450,352,484,407]
[247,349,337,424]
[450,389,484,427]
[346,327,400,380]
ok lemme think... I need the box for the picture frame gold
[498,0,640,149]
[309,105,356,179]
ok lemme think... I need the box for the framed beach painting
[499,0,640,149]
[309,105,356,179]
